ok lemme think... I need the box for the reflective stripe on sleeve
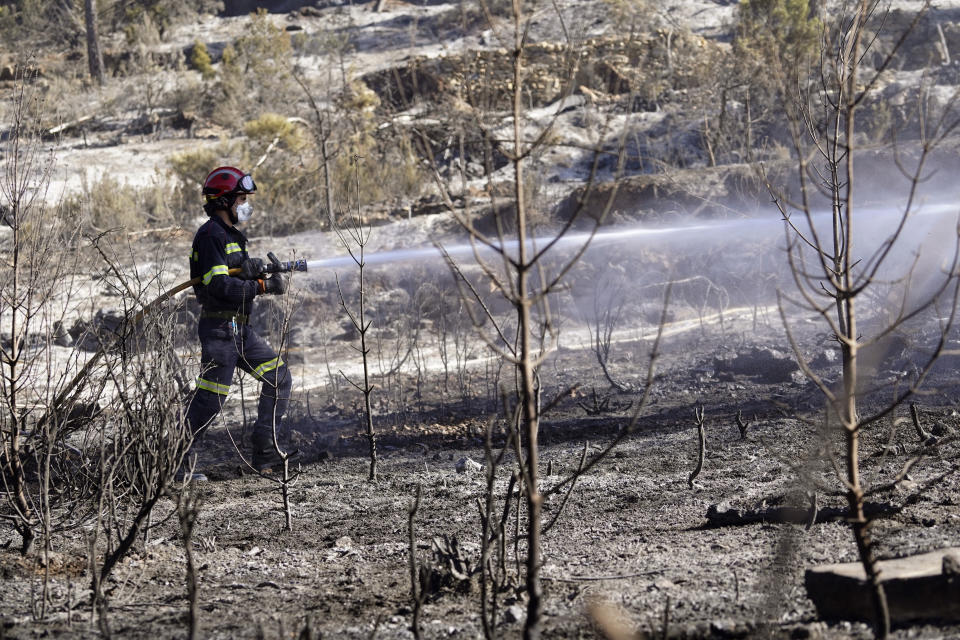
[196,377,230,395]
[201,264,230,285]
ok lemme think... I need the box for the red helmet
[202,166,256,201]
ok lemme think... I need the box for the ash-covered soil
[5,0,960,636]
[2,294,959,639]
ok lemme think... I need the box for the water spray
[299,201,960,273]
[37,200,960,430]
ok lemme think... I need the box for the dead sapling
[576,387,632,416]
[177,476,203,640]
[334,155,379,482]
[909,403,937,446]
[431,534,475,588]
[688,405,707,489]
[412,0,643,630]
[223,405,303,532]
[407,484,427,640]
[805,490,819,531]
[84,271,193,636]
[223,303,303,531]
[735,409,751,439]
[586,277,633,392]
[542,441,588,534]
[475,413,518,639]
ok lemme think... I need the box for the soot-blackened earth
[2,287,959,639]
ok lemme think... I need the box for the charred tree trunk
[84,0,105,85]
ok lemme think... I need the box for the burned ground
[3,1,960,637]
[2,258,959,639]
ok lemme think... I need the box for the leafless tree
[475,416,519,638]
[83,242,194,636]
[770,1,960,636]
[177,476,203,640]
[335,157,380,482]
[291,68,341,229]
[0,71,97,557]
[407,0,651,631]
[576,271,632,392]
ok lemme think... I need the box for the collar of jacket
[209,214,248,243]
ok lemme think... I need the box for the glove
[258,274,287,295]
[238,257,265,280]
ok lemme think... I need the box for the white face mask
[235,200,253,223]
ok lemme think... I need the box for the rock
[789,622,827,639]
[931,421,954,437]
[653,577,675,591]
[943,553,960,576]
[70,312,126,352]
[93,308,125,335]
[713,346,799,384]
[455,456,482,473]
[805,547,960,624]
[503,604,525,624]
[52,321,72,347]
[297,6,324,17]
[709,619,741,637]
[704,501,742,526]
[810,348,839,368]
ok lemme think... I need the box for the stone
[455,456,482,473]
[503,604,525,624]
[805,547,960,624]
[713,346,799,384]
[942,553,960,576]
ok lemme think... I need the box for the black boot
[175,468,209,483]
[251,446,299,473]
[250,425,300,473]
[175,457,208,483]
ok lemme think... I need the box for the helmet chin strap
[221,194,239,224]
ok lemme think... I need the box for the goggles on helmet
[237,174,256,193]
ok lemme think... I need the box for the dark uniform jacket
[189,216,259,317]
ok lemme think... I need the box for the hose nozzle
[264,252,308,273]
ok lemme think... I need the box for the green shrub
[190,40,215,79]
[64,172,174,233]
[332,128,425,218]
[168,146,227,222]
[243,112,307,152]
[115,0,224,42]
[735,0,820,74]
[210,9,298,127]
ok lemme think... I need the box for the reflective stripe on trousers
[186,318,291,446]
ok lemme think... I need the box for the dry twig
[688,405,706,489]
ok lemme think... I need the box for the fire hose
[37,253,309,432]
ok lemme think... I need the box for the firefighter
[185,166,294,472]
